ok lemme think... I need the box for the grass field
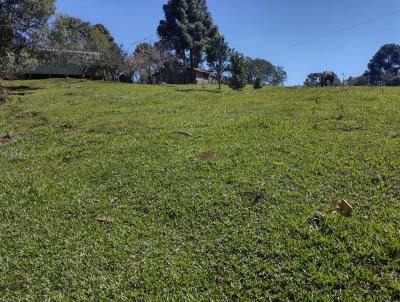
[0,79,399,301]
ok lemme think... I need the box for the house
[153,65,210,85]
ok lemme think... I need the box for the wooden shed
[153,66,210,85]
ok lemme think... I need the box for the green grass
[0,79,399,301]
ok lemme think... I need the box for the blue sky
[56,0,400,85]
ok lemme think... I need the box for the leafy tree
[0,0,55,84]
[245,58,274,84]
[267,66,287,86]
[304,73,321,87]
[132,43,159,84]
[229,51,247,90]
[245,58,287,86]
[367,44,400,85]
[48,15,98,77]
[157,0,217,69]
[48,15,124,80]
[131,42,173,84]
[205,34,230,89]
[91,24,125,81]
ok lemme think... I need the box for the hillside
[0,80,399,301]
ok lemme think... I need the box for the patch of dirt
[239,191,270,203]
[0,138,10,145]
[0,133,13,145]
[199,150,216,160]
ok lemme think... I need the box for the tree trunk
[218,79,221,89]
[189,50,195,84]
[190,50,194,68]
[0,77,3,87]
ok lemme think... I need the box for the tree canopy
[367,44,400,86]
[229,51,247,90]
[205,34,230,89]
[48,14,125,79]
[157,0,217,68]
[0,0,56,83]
[245,58,287,86]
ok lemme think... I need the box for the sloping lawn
[0,79,399,301]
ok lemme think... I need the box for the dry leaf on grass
[330,199,353,217]
[172,130,193,137]
[96,216,113,223]
[0,133,13,145]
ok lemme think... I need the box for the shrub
[254,77,262,89]
[387,76,400,86]
[229,51,247,90]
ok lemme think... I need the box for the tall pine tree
[157,0,217,69]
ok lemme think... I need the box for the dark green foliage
[347,75,369,86]
[157,0,191,59]
[304,72,341,87]
[229,51,247,90]
[387,75,400,86]
[245,58,287,86]
[366,44,400,86]
[267,65,287,86]
[205,34,230,89]
[245,57,274,84]
[0,0,56,82]
[304,73,321,87]
[157,0,217,68]
[48,15,125,80]
[0,0,55,49]
[253,77,262,89]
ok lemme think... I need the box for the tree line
[304,43,400,87]
[0,0,286,92]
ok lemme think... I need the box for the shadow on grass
[5,85,43,91]
[176,88,222,94]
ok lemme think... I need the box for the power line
[270,8,400,56]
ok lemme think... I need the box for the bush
[254,77,262,89]
[229,51,247,90]
[348,75,369,86]
[387,76,400,86]
[230,76,246,90]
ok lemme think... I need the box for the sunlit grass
[0,79,399,301]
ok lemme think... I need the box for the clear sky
[56,0,400,85]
